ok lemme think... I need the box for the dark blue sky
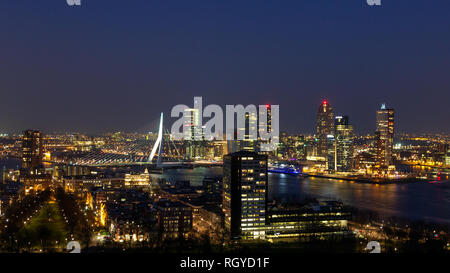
[0,0,449,134]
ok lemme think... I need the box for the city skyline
[0,0,449,259]
[1,1,450,134]
[0,100,448,136]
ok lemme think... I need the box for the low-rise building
[106,189,156,242]
[20,173,52,195]
[62,174,125,197]
[266,201,352,241]
[154,200,193,240]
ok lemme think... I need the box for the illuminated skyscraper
[375,104,394,167]
[184,108,202,141]
[223,151,268,240]
[22,130,43,171]
[258,105,271,140]
[258,104,278,156]
[184,108,204,158]
[326,134,336,171]
[316,100,334,158]
[230,111,258,153]
[334,116,354,172]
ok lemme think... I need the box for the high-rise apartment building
[375,104,394,167]
[317,100,334,158]
[334,116,354,172]
[258,104,277,155]
[184,107,205,158]
[223,151,268,240]
[326,134,336,171]
[184,108,202,141]
[22,130,43,171]
[230,111,258,153]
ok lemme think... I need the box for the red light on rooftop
[322,99,328,105]
[266,104,270,108]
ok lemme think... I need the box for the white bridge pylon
[148,112,164,165]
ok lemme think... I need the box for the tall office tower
[231,111,258,153]
[258,104,278,156]
[260,104,272,138]
[326,134,336,171]
[184,108,204,158]
[317,100,334,158]
[223,151,268,240]
[375,104,394,167]
[184,108,202,140]
[22,130,43,171]
[334,116,354,172]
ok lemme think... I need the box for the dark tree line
[55,188,94,251]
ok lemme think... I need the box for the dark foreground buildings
[266,201,352,240]
[223,151,352,241]
[154,200,193,240]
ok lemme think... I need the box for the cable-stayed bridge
[62,113,219,168]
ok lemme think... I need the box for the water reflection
[268,172,449,224]
[1,157,448,224]
[155,167,450,224]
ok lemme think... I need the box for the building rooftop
[154,200,190,209]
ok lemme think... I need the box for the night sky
[1,0,449,135]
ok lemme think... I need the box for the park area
[16,201,69,252]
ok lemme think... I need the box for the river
[2,157,449,224]
[151,167,450,224]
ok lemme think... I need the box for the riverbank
[306,174,429,184]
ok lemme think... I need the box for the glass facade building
[376,104,394,167]
[223,151,268,240]
[317,100,334,158]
